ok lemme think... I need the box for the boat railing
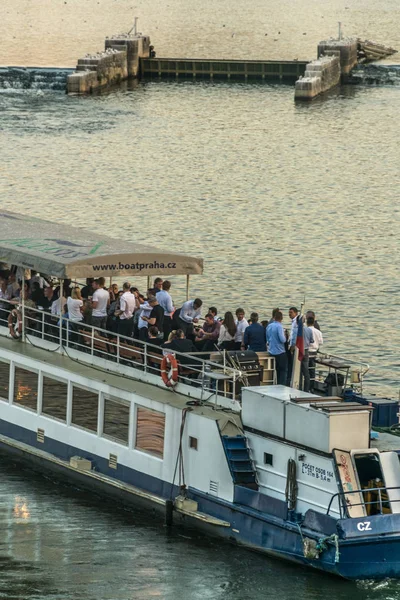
[0,298,246,401]
[314,350,370,395]
[326,486,398,519]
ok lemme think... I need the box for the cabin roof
[0,210,203,278]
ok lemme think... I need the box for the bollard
[165,499,174,526]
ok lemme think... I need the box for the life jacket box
[242,386,371,452]
[241,386,316,438]
[285,402,372,452]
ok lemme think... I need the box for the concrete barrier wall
[295,55,340,100]
[67,34,151,94]
[318,38,358,76]
[105,35,150,78]
[67,49,127,94]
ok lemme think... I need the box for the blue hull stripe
[0,418,175,499]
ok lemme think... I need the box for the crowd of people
[0,267,323,391]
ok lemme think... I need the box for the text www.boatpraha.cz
[92,261,177,272]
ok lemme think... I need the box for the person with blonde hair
[66,287,84,345]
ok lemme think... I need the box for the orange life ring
[161,353,179,387]
[8,309,22,339]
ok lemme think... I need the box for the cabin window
[135,406,165,458]
[189,436,198,450]
[13,366,38,411]
[264,453,273,466]
[0,361,10,401]
[103,397,130,445]
[42,377,68,422]
[71,386,98,433]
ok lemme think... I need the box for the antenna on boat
[300,293,306,315]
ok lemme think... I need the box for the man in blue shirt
[266,310,288,385]
[243,312,266,352]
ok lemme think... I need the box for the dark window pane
[72,387,98,433]
[42,377,68,422]
[13,367,38,411]
[103,398,129,445]
[0,361,10,401]
[135,407,165,458]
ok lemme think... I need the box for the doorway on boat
[353,452,391,515]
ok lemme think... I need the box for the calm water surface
[0,1,400,597]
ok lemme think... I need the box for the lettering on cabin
[357,521,372,532]
[301,463,333,483]
[340,453,354,490]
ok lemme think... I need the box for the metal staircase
[221,435,258,489]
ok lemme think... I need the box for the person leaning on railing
[174,298,203,339]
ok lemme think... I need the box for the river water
[0,0,400,597]
[0,460,399,600]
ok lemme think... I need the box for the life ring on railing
[161,353,179,388]
[8,309,22,339]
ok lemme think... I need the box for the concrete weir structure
[67,33,151,94]
[295,55,341,99]
[295,37,358,100]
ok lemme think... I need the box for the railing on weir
[0,299,269,402]
[327,486,396,519]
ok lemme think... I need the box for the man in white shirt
[118,281,136,338]
[177,298,202,337]
[234,308,249,350]
[138,300,153,341]
[307,315,323,392]
[30,271,50,290]
[91,277,110,331]
[156,280,174,341]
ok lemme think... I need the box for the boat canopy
[0,210,204,279]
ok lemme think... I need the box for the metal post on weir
[128,17,139,36]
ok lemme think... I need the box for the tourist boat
[1,209,400,581]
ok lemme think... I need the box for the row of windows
[0,362,165,458]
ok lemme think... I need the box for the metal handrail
[326,485,398,518]
[317,350,370,378]
[0,298,241,399]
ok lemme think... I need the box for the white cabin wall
[247,433,340,516]
[183,413,234,502]
[0,349,188,489]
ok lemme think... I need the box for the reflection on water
[0,460,399,600]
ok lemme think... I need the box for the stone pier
[295,37,358,100]
[105,34,151,78]
[318,37,358,79]
[295,55,340,100]
[67,33,151,94]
